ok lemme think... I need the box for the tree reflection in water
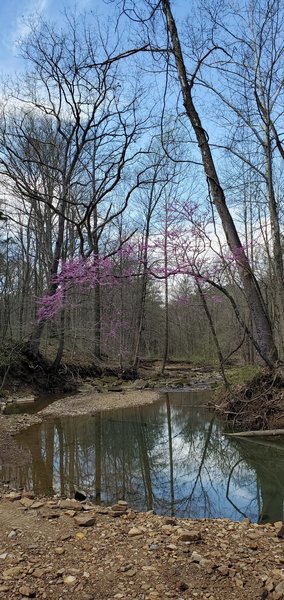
[1,390,284,522]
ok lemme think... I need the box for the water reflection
[1,391,284,522]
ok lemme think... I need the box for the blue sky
[0,0,188,77]
[0,0,106,76]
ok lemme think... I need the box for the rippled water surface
[2,390,284,522]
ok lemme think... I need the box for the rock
[7,530,17,538]
[119,563,133,572]
[149,544,158,550]
[275,524,284,538]
[32,568,46,578]
[15,395,35,404]
[167,544,177,551]
[74,515,96,527]
[265,579,275,593]
[3,565,25,579]
[274,521,283,529]
[132,379,147,389]
[275,581,284,594]
[74,489,87,501]
[5,491,21,501]
[218,566,229,576]
[55,547,65,555]
[111,503,127,513]
[164,517,176,526]
[128,527,143,537]
[235,578,244,589]
[63,575,77,585]
[20,497,34,508]
[95,507,109,515]
[176,581,189,591]
[191,551,203,563]
[31,501,44,509]
[22,491,35,499]
[41,510,60,519]
[64,510,76,517]
[248,541,258,550]
[19,585,36,597]
[161,524,175,533]
[59,499,83,511]
[178,530,201,542]
[0,553,8,560]
[111,511,126,518]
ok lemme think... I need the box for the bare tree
[0,13,150,363]
[194,0,284,353]
[117,0,278,366]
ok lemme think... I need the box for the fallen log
[226,429,284,438]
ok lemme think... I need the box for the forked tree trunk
[161,0,278,367]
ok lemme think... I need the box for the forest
[0,0,283,384]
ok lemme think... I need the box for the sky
[0,0,106,77]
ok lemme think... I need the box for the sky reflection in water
[2,390,284,523]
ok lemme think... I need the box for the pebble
[63,575,77,585]
[191,551,203,563]
[19,585,36,598]
[7,530,17,538]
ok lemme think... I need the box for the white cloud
[11,0,49,50]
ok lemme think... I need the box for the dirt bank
[214,369,284,430]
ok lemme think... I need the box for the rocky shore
[0,490,284,599]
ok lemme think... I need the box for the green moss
[224,365,262,386]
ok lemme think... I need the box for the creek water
[1,390,284,523]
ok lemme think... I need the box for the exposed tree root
[214,369,284,430]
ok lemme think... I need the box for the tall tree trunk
[161,0,278,367]
[29,198,67,360]
[161,209,169,374]
[196,280,229,388]
[264,129,284,355]
[92,201,101,360]
[133,269,148,370]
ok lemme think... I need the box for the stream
[1,389,284,522]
